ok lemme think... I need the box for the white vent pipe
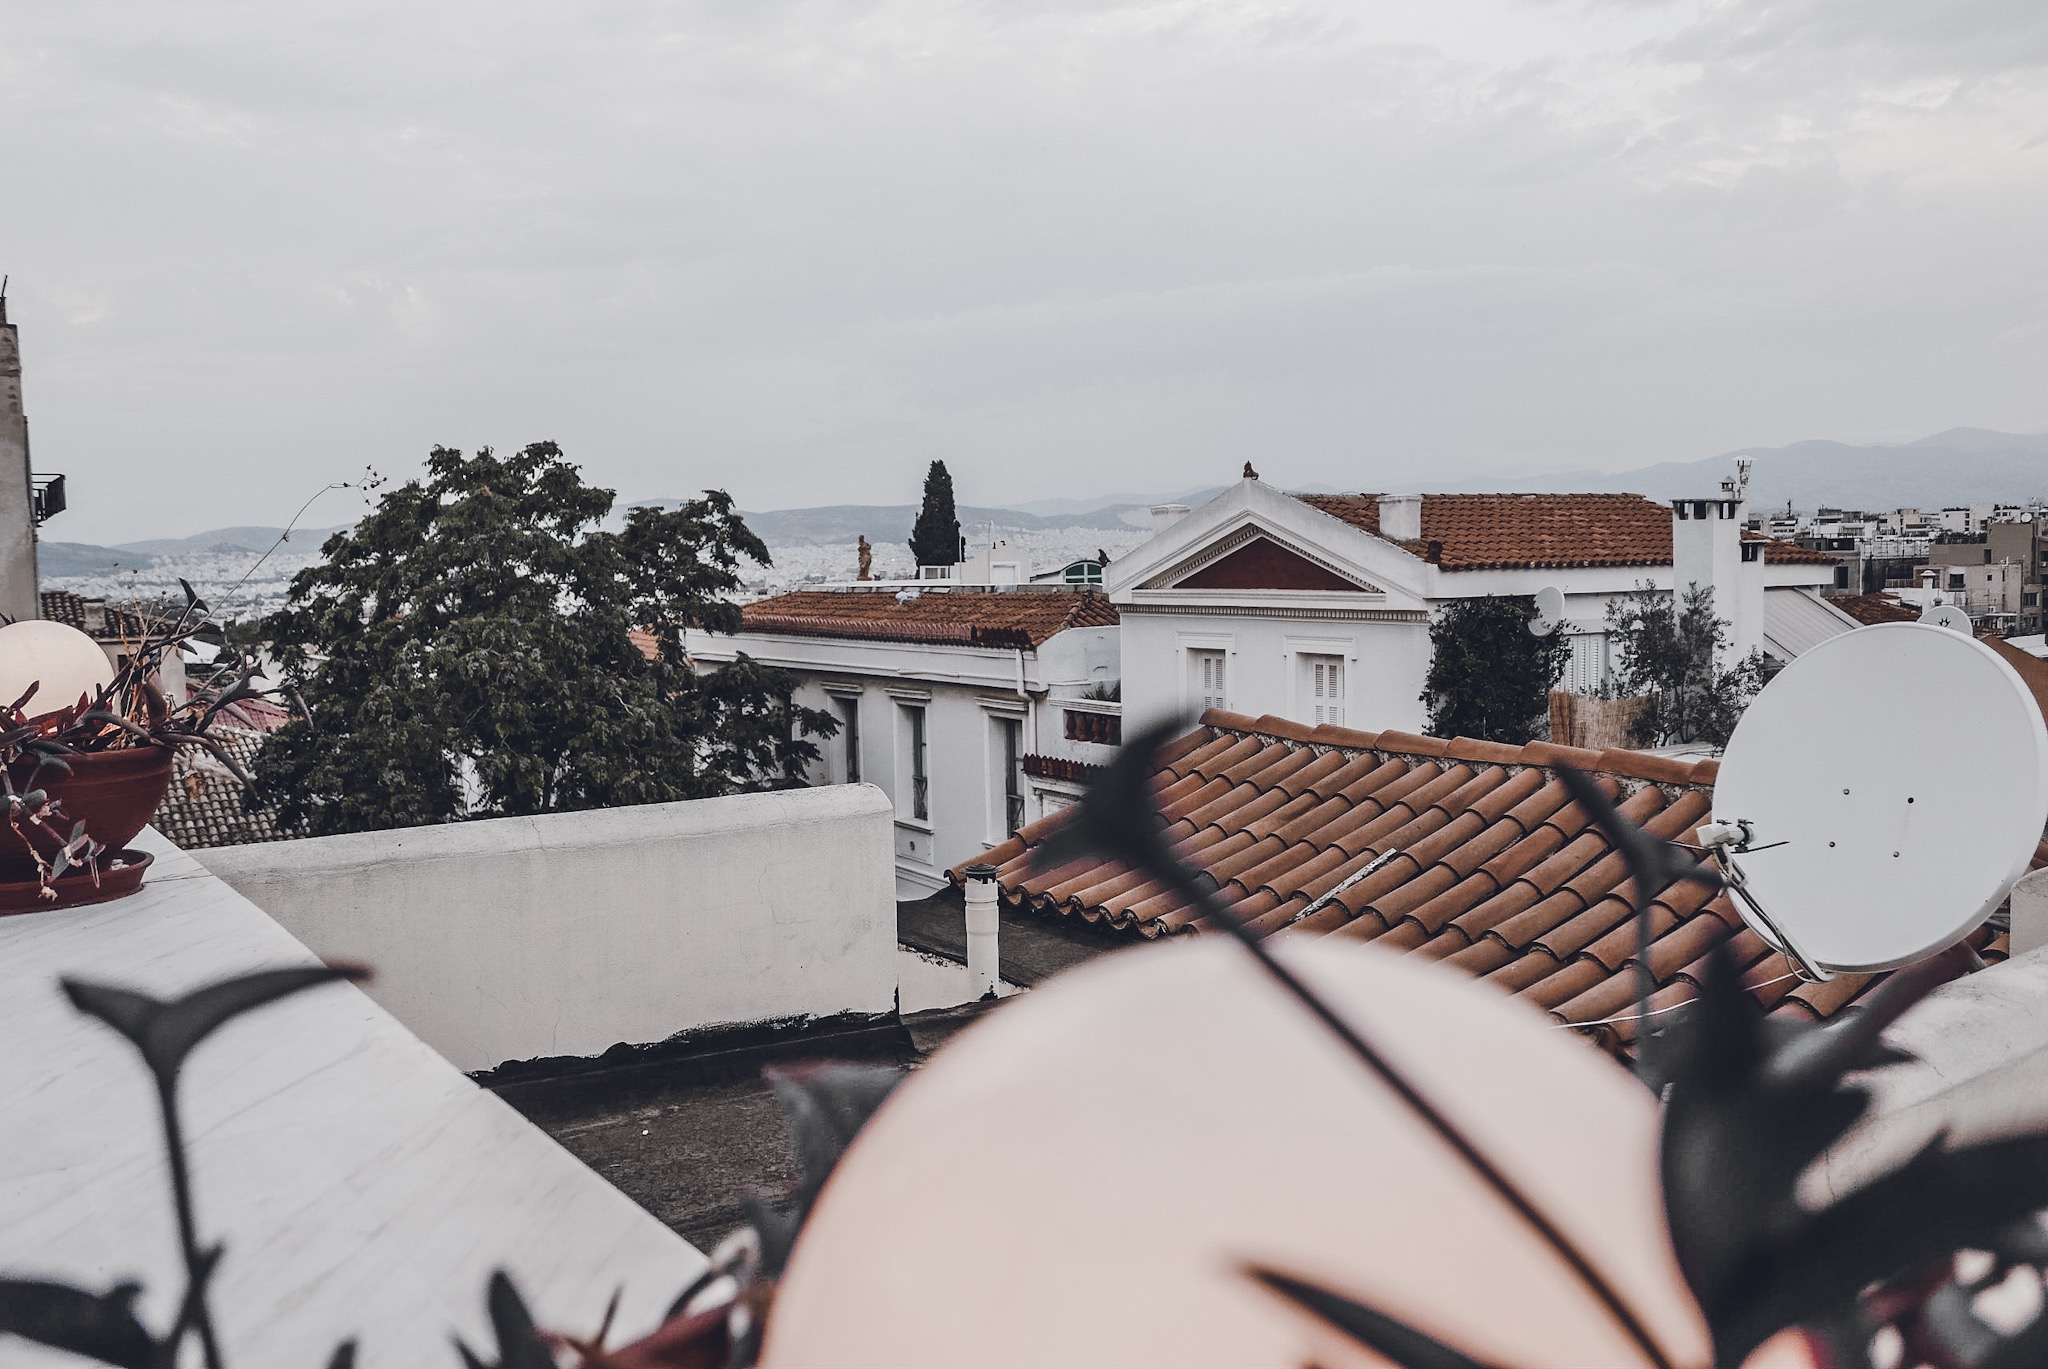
[962,863,1002,1001]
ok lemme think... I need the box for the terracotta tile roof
[735,588,1118,649]
[151,728,287,850]
[38,589,153,641]
[1293,493,1834,570]
[957,709,2017,1055]
[1831,593,1920,626]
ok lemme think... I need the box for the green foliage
[1603,583,1767,748]
[253,442,836,836]
[907,460,961,568]
[1420,595,1570,744]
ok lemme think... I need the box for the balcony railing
[1023,754,1102,785]
[1062,709,1121,746]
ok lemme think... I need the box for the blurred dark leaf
[326,1340,357,1369]
[753,1063,903,1274]
[63,966,367,1084]
[1245,1266,1500,1369]
[1556,765,1721,906]
[0,1278,154,1368]
[1979,1301,2048,1369]
[454,1272,555,1369]
[1028,716,1190,882]
[1917,1279,2000,1367]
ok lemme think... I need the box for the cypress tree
[908,460,962,568]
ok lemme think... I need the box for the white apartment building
[686,585,1119,896]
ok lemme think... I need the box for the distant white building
[1103,469,1841,739]
[687,584,1119,896]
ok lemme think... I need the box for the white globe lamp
[0,620,117,718]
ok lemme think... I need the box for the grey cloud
[2,0,2043,540]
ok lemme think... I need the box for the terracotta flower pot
[1,745,175,881]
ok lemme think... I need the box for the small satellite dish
[1710,623,2048,975]
[1529,586,1566,637]
[1921,603,1972,633]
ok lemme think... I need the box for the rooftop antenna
[1700,623,2048,980]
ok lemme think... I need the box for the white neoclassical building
[1104,469,1844,739]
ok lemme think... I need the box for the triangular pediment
[1142,529,1383,593]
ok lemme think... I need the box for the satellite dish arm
[1698,823,1833,983]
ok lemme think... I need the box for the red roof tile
[1831,593,1919,626]
[735,587,1118,649]
[1293,493,1833,570]
[956,709,2019,1056]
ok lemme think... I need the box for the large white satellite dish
[1529,585,1566,637]
[1709,623,2048,976]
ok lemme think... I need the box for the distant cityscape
[37,518,1157,620]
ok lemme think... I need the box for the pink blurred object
[763,938,1715,1368]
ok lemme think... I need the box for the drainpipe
[962,863,1001,1001]
[1016,646,1035,754]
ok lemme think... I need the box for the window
[897,703,928,822]
[1564,633,1609,695]
[837,696,861,783]
[1188,649,1227,711]
[1298,653,1346,726]
[993,716,1024,837]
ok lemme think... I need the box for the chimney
[1149,503,1191,534]
[1670,485,1756,668]
[962,863,1001,1001]
[1378,494,1423,543]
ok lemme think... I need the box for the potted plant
[1,582,266,908]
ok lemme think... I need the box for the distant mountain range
[629,500,1166,546]
[1441,428,2048,510]
[39,525,353,578]
[39,428,2048,575]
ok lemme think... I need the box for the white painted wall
[688,622,1120,895]
[0,833,701,1367]
[194,786,898,1072]
[1121,608,1433,736]
[896,946,1022,1013]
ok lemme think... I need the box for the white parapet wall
[1811,943,2048,1204]
[194,784,898,1073]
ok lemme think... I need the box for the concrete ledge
[0,833,700,1367]
[1812,945,2048,1203]
[195,786,898,1072]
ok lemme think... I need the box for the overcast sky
[5,0,2046,543]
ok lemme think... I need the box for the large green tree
[1603,583,1767,748]
[907,459,961,568]
[1420,595,1572,743]
[253,442,835,836]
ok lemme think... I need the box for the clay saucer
[0,850,154,916]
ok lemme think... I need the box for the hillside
[1444,429,2048,510]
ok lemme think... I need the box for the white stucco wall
[1120,609,1433,737]
[688,623,1119,895]
[193,785,898,1072]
